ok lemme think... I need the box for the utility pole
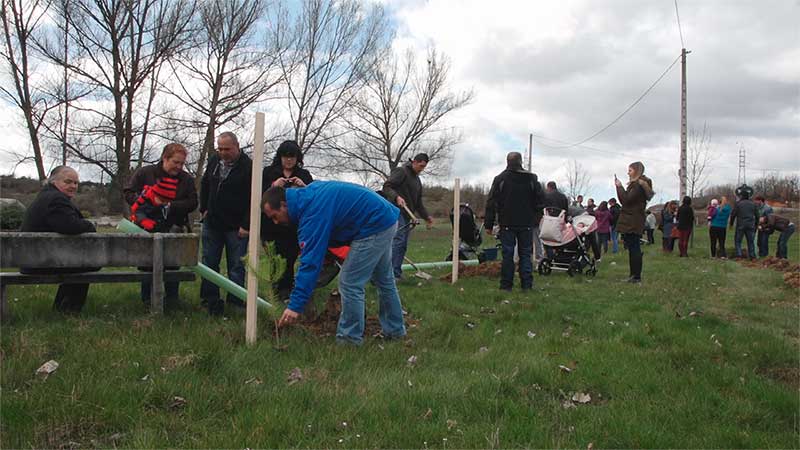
[737,144,746,186]
[679,48,689,199]
[528,133,533,170]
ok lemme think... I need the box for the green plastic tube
[117,219,272,309]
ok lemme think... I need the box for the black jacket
[260,164,314,240]
[484,169,543,229]
[610,204,621,227]
[22,184,96,234]
[543,189,569,217]
[200,152,253,231]
[124,163,198,229]
[677,204,694,230]
[730,198,758,230]
[382,162,430,220]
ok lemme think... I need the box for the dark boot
[630,249,643,281]
[53,284,89,313]
[207,298,224,316]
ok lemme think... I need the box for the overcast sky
[2,0,798,204]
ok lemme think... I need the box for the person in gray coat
[730,186,758,259]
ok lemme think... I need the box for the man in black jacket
[124,143,198,308]
[199,131,252,315]
[543,181,569,217]
[730,187,758,260]
[382,153,434,280]
[484,152,543,291]
[21,166,98,312]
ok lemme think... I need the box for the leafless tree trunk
[280,0,390,162]
[686,123,715,199]
[164,0,286,188]
[330,47,473,180]
[564,158,591,202]
[1,0,50,180]
[37,0,194,212]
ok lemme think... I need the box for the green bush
[0,203,25,230]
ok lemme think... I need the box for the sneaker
[628,277,641,284]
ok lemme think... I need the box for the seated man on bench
[21,166,98,313]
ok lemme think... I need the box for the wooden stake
[452,177,460,284]
[150,234,164,315]
[246,112,265,345]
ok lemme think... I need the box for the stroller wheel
[567,260,581,277]
[538,259,552,276]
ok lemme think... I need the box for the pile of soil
[293,290,416,338]
[440,261,502,280]
[738,256,800,289]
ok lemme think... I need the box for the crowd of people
[657,188,795,260]
[19,139,795,344]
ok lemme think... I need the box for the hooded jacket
[729,198,758,230]
[615,164,654,235]
[710,204,731,228]
[484,168,544,229]
[286,181,399,313]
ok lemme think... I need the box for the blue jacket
[711,204,731,228]
[286,181,399,313]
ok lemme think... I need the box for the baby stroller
[446,203,487,261]
[538,208,598,277]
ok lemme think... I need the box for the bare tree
[280,0,390,161]
[564,158,591,202]
[37,0,195,211]
[686,123,715,198]
[1,0,51,180]
[165,0,286,187]
[330,47,473,180]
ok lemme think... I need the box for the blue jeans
[776,224,795,259]
[391,215,412,278]
[200,224,248,302]
[499,227,533,290]
[757,229,772,257]
[532,226,544,263]
[611,226,619,253]
[734,227,756,258]
[337,224,406,345]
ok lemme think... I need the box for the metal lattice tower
[737,145,746,186]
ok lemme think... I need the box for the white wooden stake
[246,112,265,345]
[451,177,460,284]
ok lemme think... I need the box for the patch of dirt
[439,261,502,280]
[274,290,418,339]
[736,256,800,289]
[756,366,800,390]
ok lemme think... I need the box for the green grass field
[2,223,799,448]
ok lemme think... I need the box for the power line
[532,132,799,174]
[674,0,685,48]
[547,53,682,149]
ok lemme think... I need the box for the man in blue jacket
[262,181,406,345]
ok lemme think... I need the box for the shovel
[404,255,433,280]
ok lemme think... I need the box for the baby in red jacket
[130,177,178,232]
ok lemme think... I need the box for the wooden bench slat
[0,232,199,268]
[0,271,196,285]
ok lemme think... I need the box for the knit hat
[151,177,178,200]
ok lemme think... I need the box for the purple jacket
[594,209,612,234]
[707,205,717,222]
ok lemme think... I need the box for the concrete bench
[0,232,199,319]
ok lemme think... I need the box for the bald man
[21,166,98,312]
